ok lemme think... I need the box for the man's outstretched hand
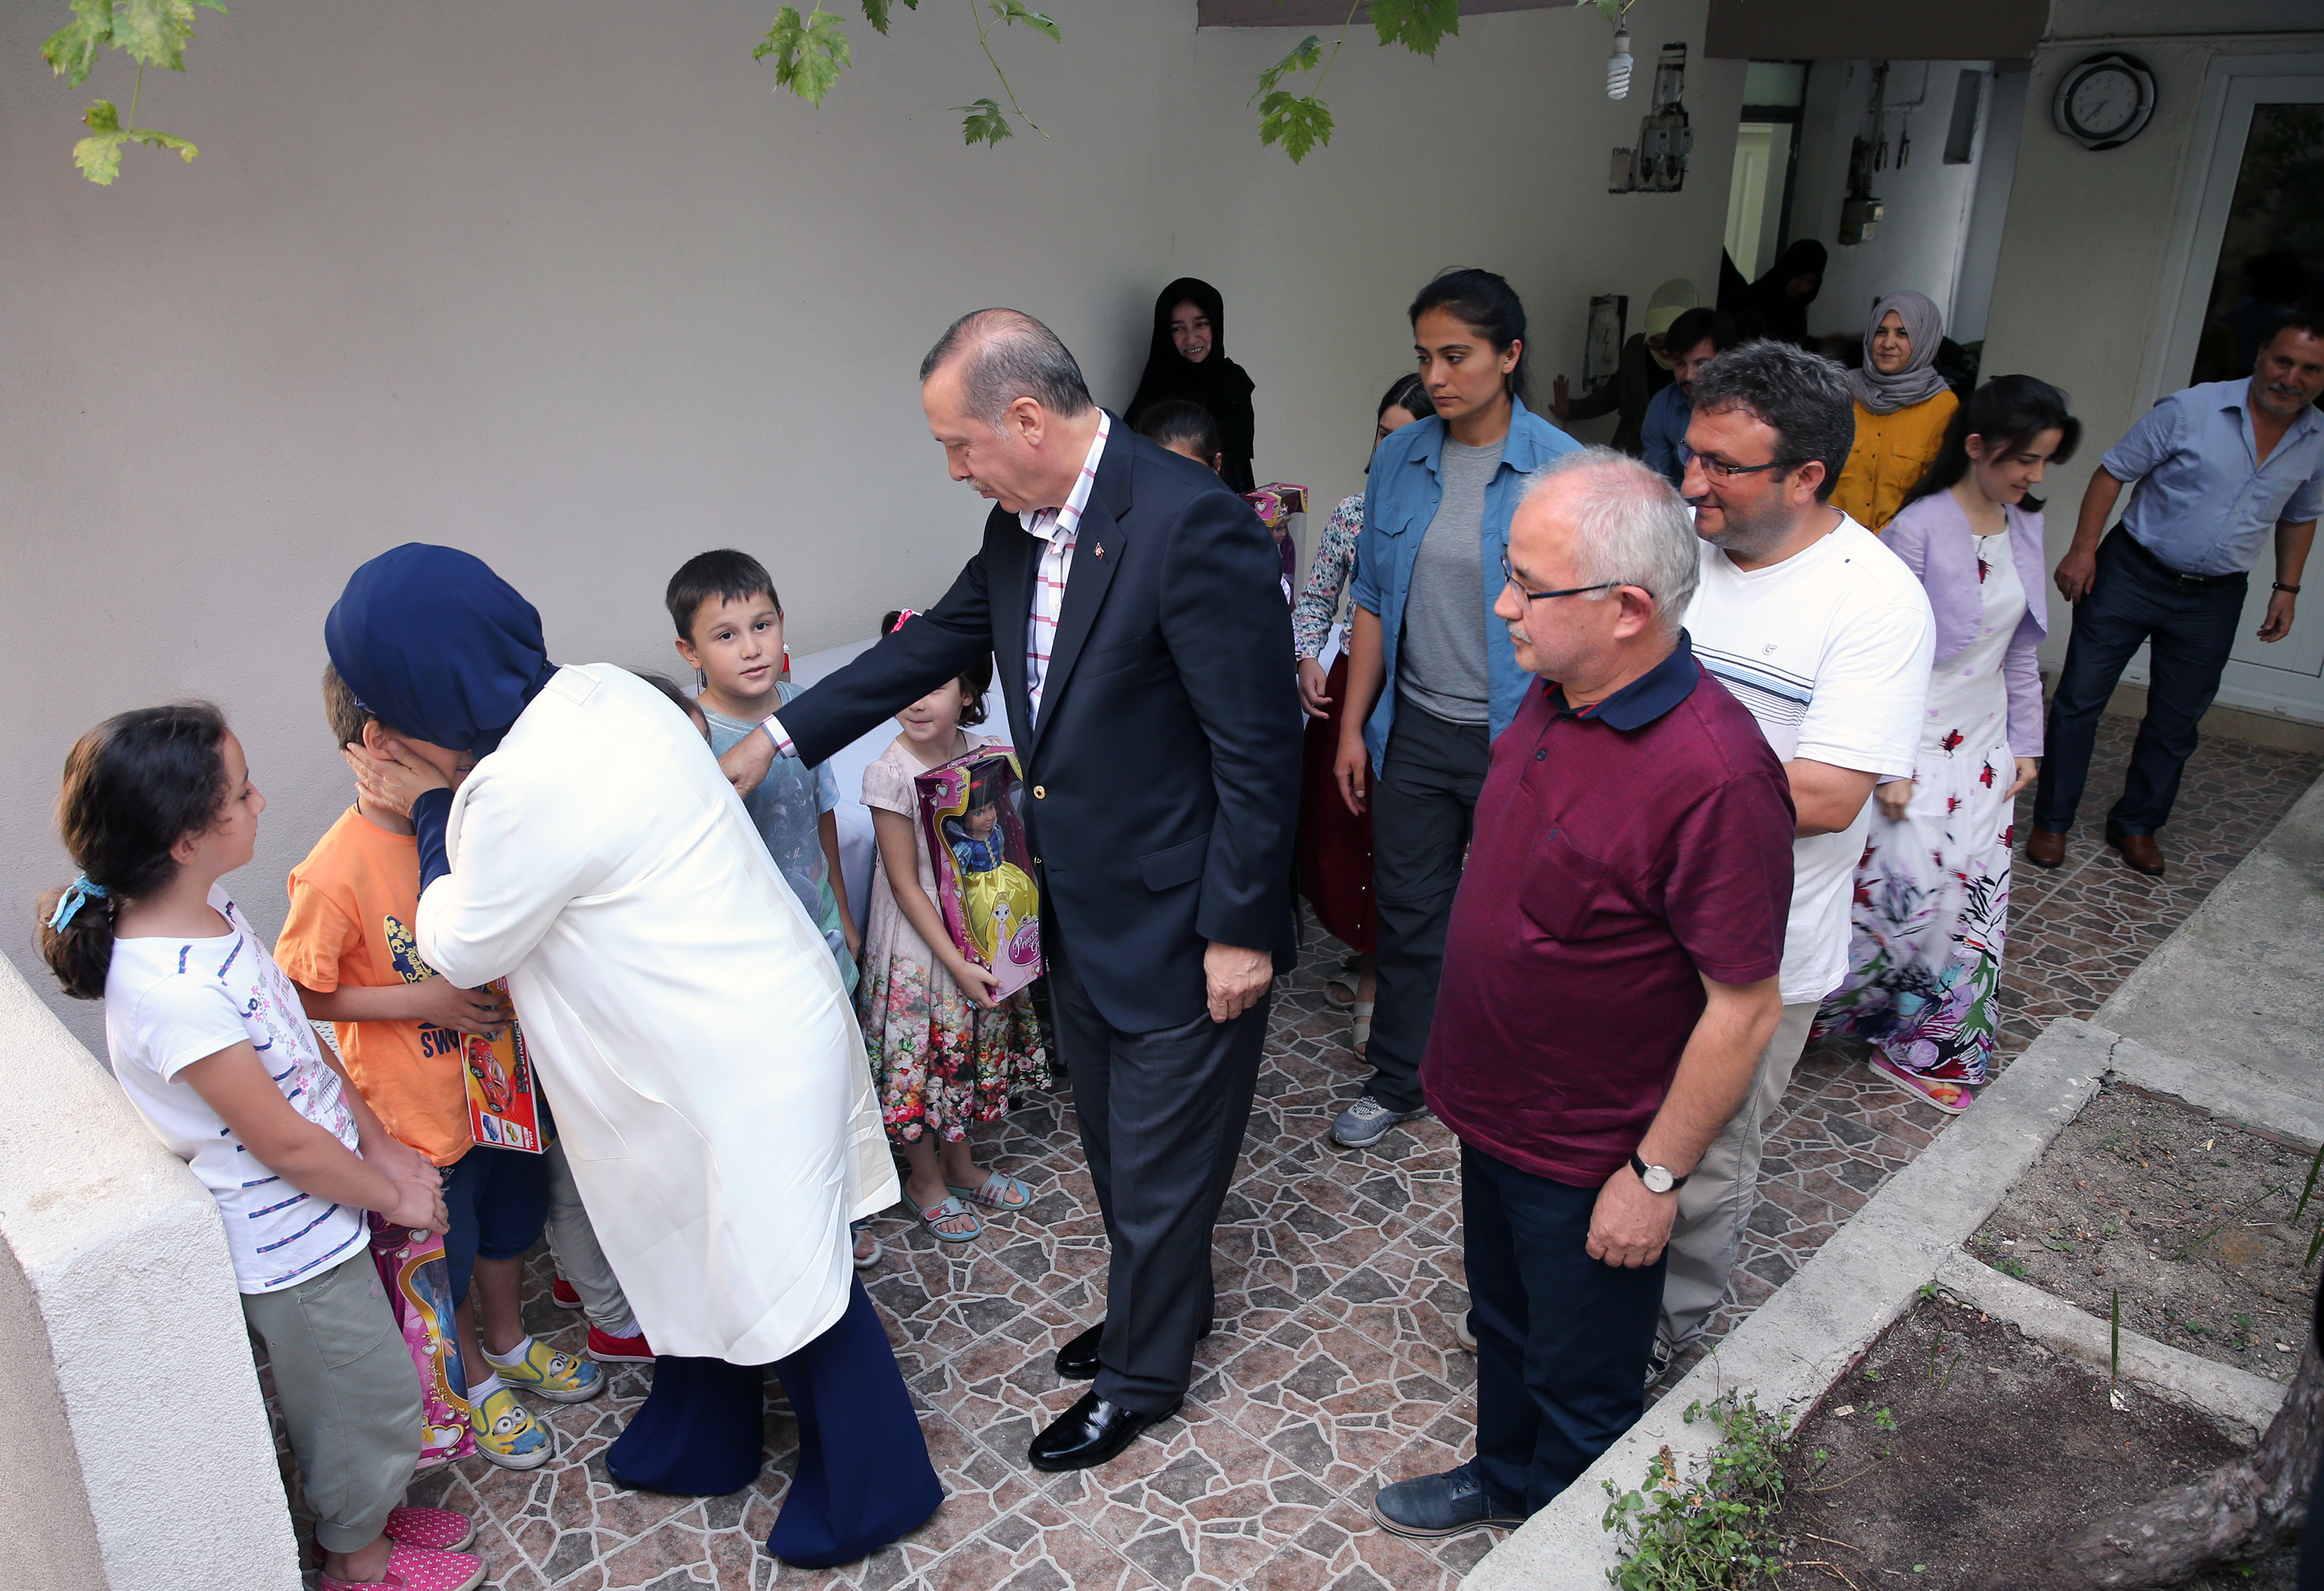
[719,727,778,798]
[1204,942,1273,1024]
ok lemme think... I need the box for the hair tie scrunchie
[48,876,109,932]
[889,608,919,633]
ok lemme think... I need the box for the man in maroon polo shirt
[1368,447,1793,1540]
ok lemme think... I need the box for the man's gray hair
[1685,339,1855,502]
[1521,446,1700,635]
[919,308,1095,428]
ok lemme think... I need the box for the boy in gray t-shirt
[666,551,859,994]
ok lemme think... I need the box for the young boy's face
[363,722,475,789]
[676,592,785,712]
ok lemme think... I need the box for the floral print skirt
[859,950,1050,1144]
[1815,733,2014,1087]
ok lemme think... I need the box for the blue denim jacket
[1348,396,1581,766]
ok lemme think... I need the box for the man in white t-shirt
[1656,339,1936,1372]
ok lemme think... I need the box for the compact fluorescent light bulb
[1607,30,1633,99]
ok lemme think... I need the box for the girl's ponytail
[37,703,230,1000]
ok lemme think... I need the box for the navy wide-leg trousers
[605,1277,942,1568]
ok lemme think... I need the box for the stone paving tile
[259,716,2312,1587]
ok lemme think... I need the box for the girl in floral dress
[858,612,1050,1242]
[1816,377,2080,1111]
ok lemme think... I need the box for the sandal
[1350,1000,1373,1058]
[915,1195,983,1243]
[1326,960,1363,1008]
[851,1218,881,1270]
[949,1171,1034,1210]
[1870,1052,1973,1114]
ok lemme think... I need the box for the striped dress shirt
[1021,411,1111,721]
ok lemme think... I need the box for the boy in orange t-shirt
[278,666,620,1469]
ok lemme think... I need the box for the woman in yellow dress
[1832,289,1959,533]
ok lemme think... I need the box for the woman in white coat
[327,545,940,1566]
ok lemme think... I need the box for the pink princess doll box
[914,749,1044,1001]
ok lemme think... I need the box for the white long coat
[416,664,897,1364]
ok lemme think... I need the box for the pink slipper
[1870,1052,1973,1113]
[319,1543,486,1591]
[383,1506,475,1552]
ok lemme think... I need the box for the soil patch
[1768,1294,2259,1590]
[1970,1082,2316,1383]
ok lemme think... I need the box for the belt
[2116,530,2246,590]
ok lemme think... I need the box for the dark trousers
[2033,528,2248,837]
[1464,1142,1664,1514]
[604,1278,942,1568]
[1365,697,1491,1113]
[1047,931,1268,1412]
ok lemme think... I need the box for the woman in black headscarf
[1739,239,1828,349]
[1126,277,1258,491]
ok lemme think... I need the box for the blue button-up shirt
[2101,379,2324,577]
[1640,381,1691,486]
[1348,396,1582,765]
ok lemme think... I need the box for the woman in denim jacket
[1327,269,1582,1150]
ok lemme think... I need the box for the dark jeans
[1464,1142,1664,1514]
[1366,697,1490,1113]
[2033,528,2248,837]
[1047,931,1268,1412]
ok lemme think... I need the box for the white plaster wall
[1979,12,2324,679]
[0,955,302,1588]
[1789,59,1993,341]
[1,0,1741,1049]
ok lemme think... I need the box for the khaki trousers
[545,1139,636,1333]
[1658,1001,1818,1350]
[242,1250,422,1553]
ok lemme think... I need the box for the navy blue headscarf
[325,544,556,756]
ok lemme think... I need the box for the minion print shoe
[493,1337,606,1404]
[470,1386,553,1470]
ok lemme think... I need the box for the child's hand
[342,739,448,818]
[949,956,1004,1011]
[1874,777,1915,821]
[412,978,512,1038]
[843,919,863,960]
[381,1173,449,1236]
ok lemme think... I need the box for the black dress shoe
[1052,1318,1214,1380]
[1027,1388,1180,1472]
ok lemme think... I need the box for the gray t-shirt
[1396,438,1502,725]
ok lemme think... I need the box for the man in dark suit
[720,308,1301,1471]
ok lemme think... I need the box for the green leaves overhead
[859,0,916,33]
[72,96,197,185]
[958,96,1014,147]
[1370,0,1460,59]
[42,0,221,182]
[987,0,1059,43]
[754,4,853,106]
[1256,34,1323,100]
[1257,91,1333,165]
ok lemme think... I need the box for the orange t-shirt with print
[276,806,475,1166]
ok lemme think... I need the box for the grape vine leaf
[72,97,197,184]
[859,0,915,34]
[1257,90,1332,164]
[1254,34,1321,99]
[43,0,114,86]
[754,4,851,106]
[112,0,226,73]
[958,96,1014,146]
[1370,0,1459,58]
[987,0,1060,43]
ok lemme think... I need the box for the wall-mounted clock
[2053,52,2156,151]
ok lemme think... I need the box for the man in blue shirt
[2030,316,2324,875]
[1640,307,1737,485]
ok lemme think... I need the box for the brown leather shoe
[2106,830,2166,876]
[2025,828,2067,869]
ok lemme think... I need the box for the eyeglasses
[1499,553,1637,604]
[1677,444,1802,483]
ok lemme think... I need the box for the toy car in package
[914,747,1044,1001]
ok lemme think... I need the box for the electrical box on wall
[1839,196,1884,245]
[1609,43,1693,193]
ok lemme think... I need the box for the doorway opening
[1724,60,1810,281]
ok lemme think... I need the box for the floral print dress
[1816,532,2023,1087]
[858,732,1050,1143]
[1291,493,1364,659]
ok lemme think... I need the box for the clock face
[2070,67,2140,135]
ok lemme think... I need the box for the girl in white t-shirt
[36,703,484,1591]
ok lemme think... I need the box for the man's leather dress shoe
[2025,828,2067,869]
[1028,1388,1180,1472]
[1053,1319,1212,1381]
[2106,829,2166,876]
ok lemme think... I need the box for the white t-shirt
[1687,516,1936,1004]
[103,885,369,1293]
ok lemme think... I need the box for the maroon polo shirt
[1421,632,1794,1187]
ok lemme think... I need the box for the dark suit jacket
[781,418,1302,1032]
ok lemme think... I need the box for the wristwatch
[1630,1152,1688,1194]
[2274,582,2302,595]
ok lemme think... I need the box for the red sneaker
[587,1325,655,1364]
[550,1275,582,1310]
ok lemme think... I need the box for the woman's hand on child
[1874,778,1914,821]
[412,978,513,1038]
[342,739,449,818]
